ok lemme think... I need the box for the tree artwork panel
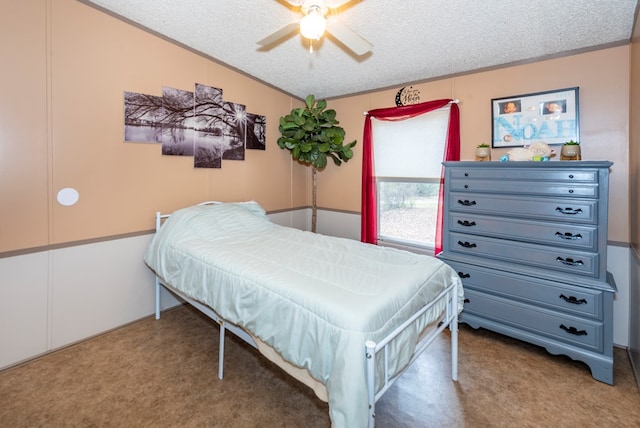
[160,87,195,156]
[124,92,164,143]
[221,102,246,161]
[246,113,266,150]
[193,83,224,169]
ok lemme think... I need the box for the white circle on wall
[57,188,79,206]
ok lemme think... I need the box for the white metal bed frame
[153,206,459,428]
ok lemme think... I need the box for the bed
[144,201,464,428]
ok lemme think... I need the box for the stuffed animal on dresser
[501,142,554,161]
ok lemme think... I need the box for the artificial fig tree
[277,94,357,233]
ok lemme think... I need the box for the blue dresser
[438,161,616,384]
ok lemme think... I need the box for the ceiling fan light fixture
[300,6,326,40]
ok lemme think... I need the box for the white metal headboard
[154,201,223,232]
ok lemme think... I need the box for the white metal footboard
[365,280,460,428]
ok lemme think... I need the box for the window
[371,108,450,251]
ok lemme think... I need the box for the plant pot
[561,145,581,159]
[475,147,491,160]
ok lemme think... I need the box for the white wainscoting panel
[315,209,361,240]
[0,208,631,371]
[608,245,630,348]
[629,250,640,390]
[0,252,49,369]
[50,235,156,349]
[269,208,310,230]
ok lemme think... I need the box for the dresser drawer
[448,213,598,251]
[445,260,602,319]
[463,289,603,352]
[448,192,598,224]
[449,168,599,183]
[449,178,598,198]
[448,232,599,277]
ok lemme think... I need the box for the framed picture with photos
[491,87,579,148]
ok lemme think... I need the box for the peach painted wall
[322,47,631,244]
[628,5,640,385]
[0,0,307,254]
[0,1,49,253]
[631,15,640,254]
[0,1,631,252]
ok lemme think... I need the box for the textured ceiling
[82,0,638,99]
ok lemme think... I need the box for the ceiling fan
[257,0,372,56]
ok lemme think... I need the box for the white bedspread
[144,202,463,428]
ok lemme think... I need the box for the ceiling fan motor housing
[300,4,327,40]
[301,1,329,16]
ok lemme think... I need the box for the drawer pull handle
[556,257,584,266]
[555,207,583,215]
[457,199,477,206]
[560,324,588,336]
[555,232,583,240]
[457,241,477,248]
[457,220,477,227]
[458,272,470,279]
[559,294,588,305]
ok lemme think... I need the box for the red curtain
[361,99,460,255]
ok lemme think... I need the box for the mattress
[144,201,463,428]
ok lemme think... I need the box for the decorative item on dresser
[438,161,615,384]
[475,144,491,161]
[560,140,582,160]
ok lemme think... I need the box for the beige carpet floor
[1,305,639,427]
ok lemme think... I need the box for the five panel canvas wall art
[124,83,266,169]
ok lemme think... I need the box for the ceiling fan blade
[326,0,355,9]
[257,22,300,47]
[286,0,352,9]
[326,21,372,56]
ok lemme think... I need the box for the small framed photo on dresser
[491,87,579,148]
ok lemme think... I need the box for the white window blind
[372,108,449,178]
